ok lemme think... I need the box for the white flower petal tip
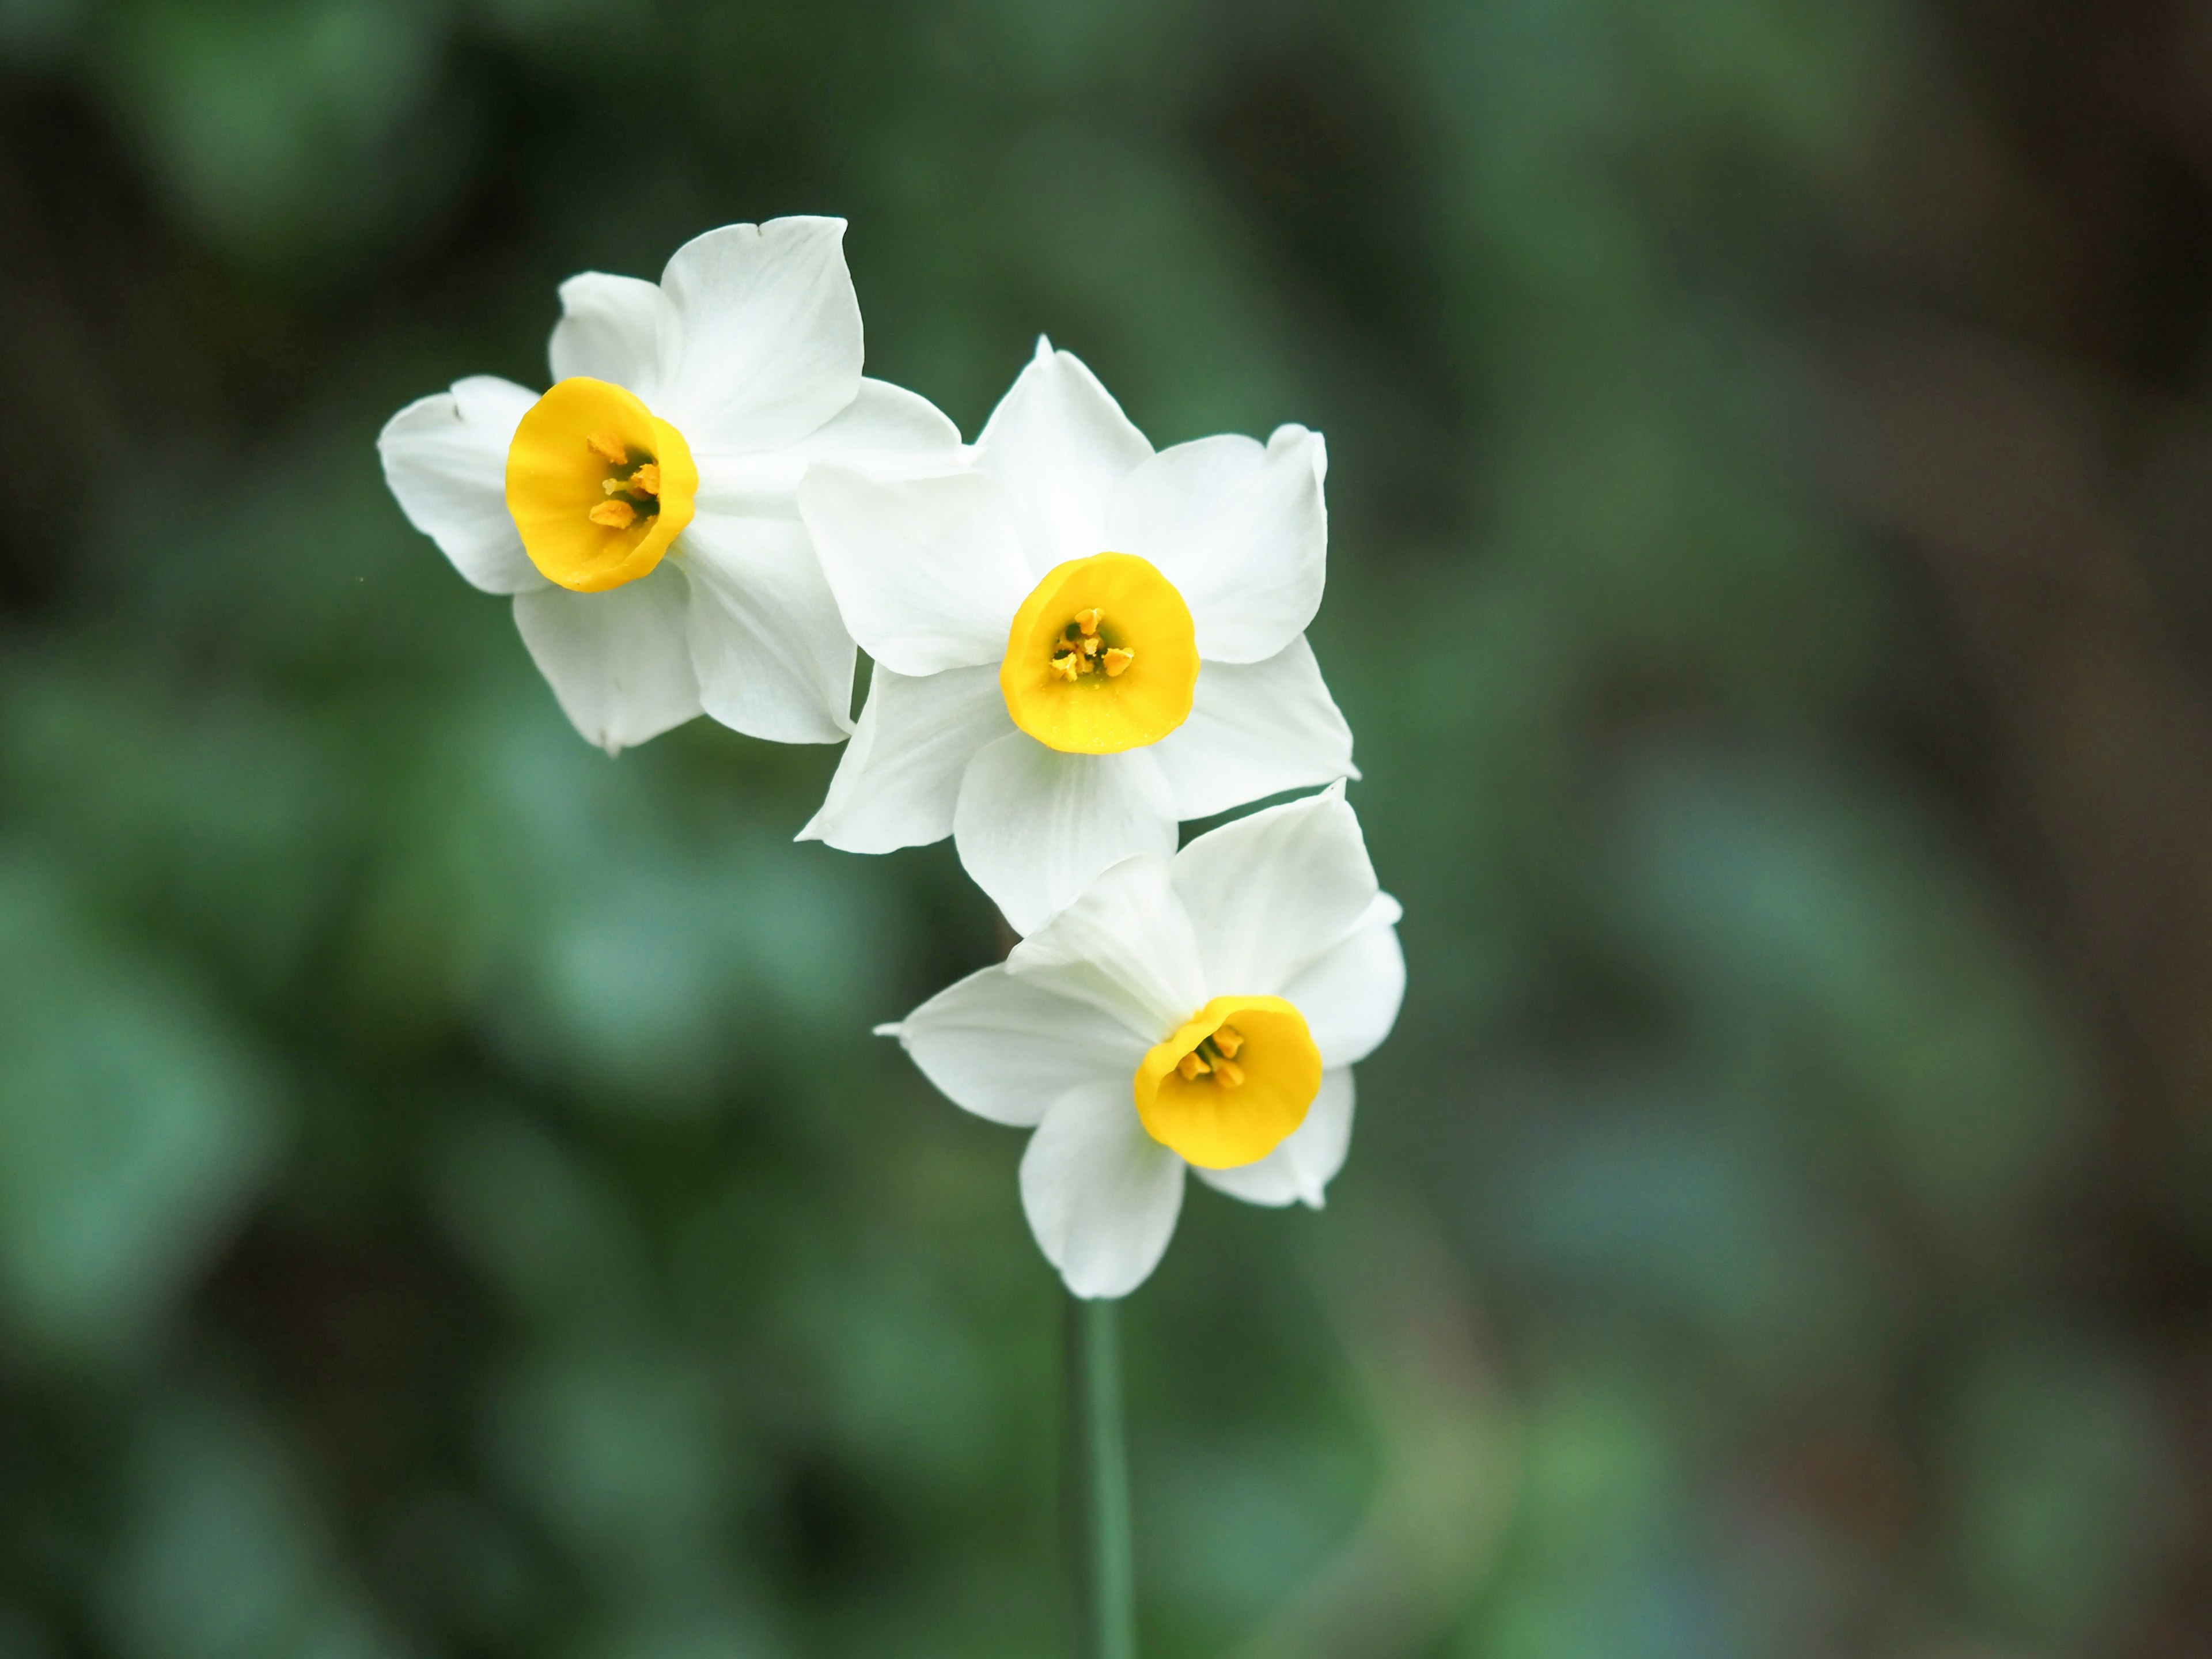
[872,1022,904,1039]
[679,513,857,745]
[885,795,1399,1293]
[974,340,1152,572]
[1267,422,1328,484]
[511,565,702,755]
[1021,1082,1186,1300]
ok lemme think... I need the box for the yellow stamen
[585,429,628,465]
[1081,635,1101,657]
[589,499,637,529]
[1103,647,1135,677]
[602,462,661,498]
[1051,652,1083,683]
[1075,608,1103,636]
[1212,1058,1245,1088]
[1212,1025,1243,1058]
[1176,1051,1211,1081]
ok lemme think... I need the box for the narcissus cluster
[379,218,1402,1298]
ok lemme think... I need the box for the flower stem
[1065,1293,1137,1659]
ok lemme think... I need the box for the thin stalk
[1065,1293,1137,1659]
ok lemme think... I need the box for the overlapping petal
[1105,424,1327,663]
[1195,1068,1355,1210]
[679,512,855,744]
[801,664,1011,853]
[974,339,1151,574]
[1149,636,1355,821]
[1281,904,1404,1068]
[512,563,701,755]
[655,217,863,453]
[377,376,546,595]
[1169,785,1380,993]
[1006,853,1207,1040]
[696,379,963,514]
[547,272,667,397]
[1020,1080,1187,1300]
[890,968,1149,1128]
[953,737,1177,936]
[802,466,1032,677]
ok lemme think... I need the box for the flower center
[1132,994,1321,1169]
[505,377,698,593]
[999,552,1198,754]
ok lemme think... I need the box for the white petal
[1170,785,1378,992]
[1280,915,1404,1067]
[1195,1067,1355,1210]
[1104,425,1326,663]
[892,966,1150,1128]
[804,377,965,471]
[377,376,547,595]
[800,465,1031,676]
[655,217,862,453]
[695,379,965,514]
[974,338,1151,574]
[1020,1080,1187,1299]
[512,562,701,754]
[1007,853,1208,1040]
[801,663,1010,853]
[677,512,855,744]
[1149,635,1355,821]
[954,736,1177,936]
[547,272,669,399]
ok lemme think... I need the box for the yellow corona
[999,552,1199,753]
[1132,994,1321,1168]
[505,377,698,592]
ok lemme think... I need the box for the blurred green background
[5,0,2212,1654]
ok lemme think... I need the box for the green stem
[1065,1293,1137,1659]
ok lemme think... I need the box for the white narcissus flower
[881,786,1403,1299]
[799,337,1355,933]
[377,217,961,754]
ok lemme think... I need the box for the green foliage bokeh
[0,1,2173,1656]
